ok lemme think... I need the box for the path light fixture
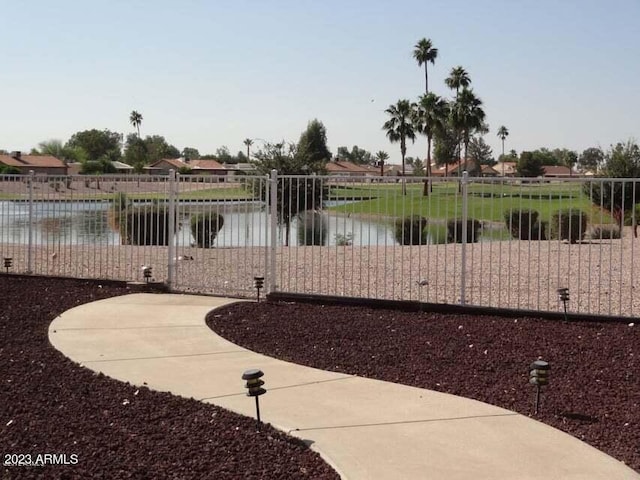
[3,257,12,273]
[242,369,266,429]
[557,288,570,320]
[254,276,265,302]
[141,265,152,283]
[529,360,550,415]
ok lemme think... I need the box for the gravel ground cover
[207,301,640,473]
[0,276,338,480]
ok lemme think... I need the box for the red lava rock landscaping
[0,277,338,480]
[207,301,640,473]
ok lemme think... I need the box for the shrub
[121,205,176,246]
[394,215,428,245]
[504,209,540,240]
[334,232,353,246]
[190,212,225,248]
[297,211,327,246]
[549,209,588,243]
[446,219,481,243]
[587,225,621,240]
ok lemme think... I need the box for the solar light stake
[3,257,12,273]
[242,369,266,430]
[529,360,550,415]
[141,265,152,283]
[254,276,265,302]
[557,288,569,321]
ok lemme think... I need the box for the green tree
[130,110,143,137]
[375,150,389,176]
[37,139,88,163]
[123,134,148,173]
[414,93,448,195]
[182,147,200,159]
[445,66,471,97]
[143,135,180,163]
[215,146,235,164]
[65,129,122,162]
[336,145,373,165]
[450,88,485,173]
[243,138,253,161]
[517,151,544,177]
[556,149,578,176]
[497,126,509,158]
[296,119,332,166]
[468,136,494,166]
[383,99,416,195]
[579,147,604,172]
[433,122,459,177]
[585,140,640,230]
[413,38,438,94]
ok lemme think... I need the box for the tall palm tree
[413,38,438,94]
[415,93,448,195]
[445,67,471,168]
[375,150,389,176]
[451,88,486,174]
[497,126,509,176]
[243,138,254,161]
[383,100,416,195]
[129,110,143,137]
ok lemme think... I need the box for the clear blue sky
[1,0,639,164]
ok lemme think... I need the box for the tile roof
[0,154,66,168]
[326,160,371,173]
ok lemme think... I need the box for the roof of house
[326,160,372,174]
[0,154,66,168]
[542,165,572,176]
[149,158,226,170]
[112,161,134,170]
[480,165,500,175]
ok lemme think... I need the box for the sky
[1,0,639,164]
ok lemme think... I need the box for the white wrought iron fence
[0,171,638,317]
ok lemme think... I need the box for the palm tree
[445,66,471,98]
[451,88,486,174]
[243,138,254,161]
[497,126,509,176]
[415,93,448,195]
[375,150,389,176]
[129,110,143,137]
[413,38,438,94]
[383,100,416,195]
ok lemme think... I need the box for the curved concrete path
[49,294,639,480]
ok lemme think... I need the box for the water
[0,201,400,247]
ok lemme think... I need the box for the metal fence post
[268,169,278,293]
[167,169,177,290]
[460,171,469,305]
[27,170,35,274]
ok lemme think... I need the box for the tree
[517,151,544,177]
[433,122,459,177]
[243,138,254,161]
[336,145,373,165]
[123,134,148,173]
[182,147,200,159]
[468,136,495,166]
[450,88,485,173]
[579,147,604,173]
[445,66,471,98]
[413,38,438,94]
[130,110,143,137]
[585,140,640,231]
[37,139,87,163]
[497,126,509,158]
[414,93,448,195]
[383,99,416,195]
[143,135,180,163]
[375,150,389,176]
[556,149,578,176]
[65,129,122,162]
[296,119,332,166]
[406,157,425,176]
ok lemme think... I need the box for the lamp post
[141,265,152,283]
[529,360,550,415]
[242,369,266,430]
[557,288,569,320]
[3,257,12,273]
[254,276,265,302]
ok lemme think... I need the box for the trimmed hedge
[447,219,481,243]
[297,211,327,246]
[504,209,541,240]
[549,209,588,244]
[394,215,428,245]
[190,212,225,248]
[121,205,176,246]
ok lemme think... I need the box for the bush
[121,205,176,246]
[504,209,539,240]
[447,219,481,243]
[394,215,428,245]
[334,232,353,246]
[549,209,588,243]
[587,225,621,240]
[190,212,225,248]
[297,211,327,246]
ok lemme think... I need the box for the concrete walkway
[49,294,639,480]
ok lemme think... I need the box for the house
[325,160,374,177]
[542,165,572,178]
[480,165,500,177]
[147,157,228,177]
[431,159,480,177]
[0,151,68,175]
[495,161,518,177]
[225,163,258,176]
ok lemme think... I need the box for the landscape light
[557,288,570,320]
[254,276,265,302]
[141,265,152,283]
[242,369,266,429]
[3,257,12,273]
[529,360,550,415]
